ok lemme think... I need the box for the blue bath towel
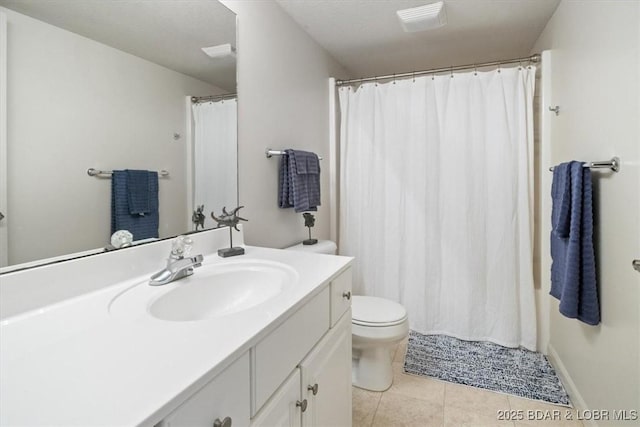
[126,169,152,215]
[278,149,321,213]
[111,170,159,241]
[550,161,599,325]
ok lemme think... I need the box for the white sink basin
[109,259,298,322]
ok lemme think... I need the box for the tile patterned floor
[353,338,583,427]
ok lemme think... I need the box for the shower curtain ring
[474,65,477,76]
[450,67,454,78]
[393,73,396,84]
[374,76,378,86]
[498,63,502,73]
[519,60,523,70]
[412,71,416,83]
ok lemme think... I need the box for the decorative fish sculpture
[211,206,248,231]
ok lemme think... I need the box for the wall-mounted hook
[548,106,560,116]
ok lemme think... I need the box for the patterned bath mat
[403,331,571,406]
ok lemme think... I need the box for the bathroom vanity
[0,229,353,426]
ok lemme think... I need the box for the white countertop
[0,246,352,426]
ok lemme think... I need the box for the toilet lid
[352,296,407,326]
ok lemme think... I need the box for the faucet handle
[171,235,193,258]
[191,254,204,268]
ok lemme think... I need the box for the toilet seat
[352,296,407,326]
[352,317,408,327]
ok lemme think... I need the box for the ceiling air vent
[397,1,447,32]
[201,43,236,59]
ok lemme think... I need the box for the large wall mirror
[0,0,237,271]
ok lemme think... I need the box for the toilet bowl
[351,296,409,391]
[285,240,410,392]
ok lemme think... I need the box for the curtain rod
[335,54,540,86]
[191,93,237,103]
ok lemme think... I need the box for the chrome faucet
[149,236,203,286]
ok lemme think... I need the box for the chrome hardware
[296,399,308,412]
[213,416,232,427]
[87,168,169,177]
[549,156,621,173]
[307,383,319,395]
[149,236,203,286]
[265,148,323,160]
[633,260,640,273]
[342,291,352,300]
[548,105,560,116]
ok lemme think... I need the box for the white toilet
[285,240,410,392]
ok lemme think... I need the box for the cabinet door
[253,287,330,415]
[330,268,352,327]
[300,310,352,427]
[251,369,302,427]
[159,352,250,427]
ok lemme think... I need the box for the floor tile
[372,392,444,427]
[509,396,583,426]
[352,386,382,427]
[387,362,445,404]
[444,382,513,426]
[353,337,578,427]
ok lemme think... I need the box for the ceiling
[0,0,237,92]
[275,0,560,78]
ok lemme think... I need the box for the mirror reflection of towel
[111,170,159,240]
[126,169,151,215]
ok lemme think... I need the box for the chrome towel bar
[549,157,620,172]
[87,168,170,177]
[265,148,323,160]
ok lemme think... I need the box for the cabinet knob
[307,383,319,395]
[342,291,351,300]
[296,399,308,412]
[213,416,232,427]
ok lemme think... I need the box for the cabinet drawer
[252,287,330,415]
[159,352,250,427]
[330,267,352,327]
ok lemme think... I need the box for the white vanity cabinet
[158,352,251,427]
[157,266,352,427]
[251,268,352,427]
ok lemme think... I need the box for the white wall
[4,8,224,265]
[220,0,349,249]
[532,1,640,420]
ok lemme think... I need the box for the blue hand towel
[126,169,151,215]
[111,170,159,241]
[278,149,321,213]
[550,161,599,325]
[551,163,572,238]
[278,152,293,209]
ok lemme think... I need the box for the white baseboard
[547,344,598,427]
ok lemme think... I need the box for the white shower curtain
[192,98,237,216]
[338,67,537,350]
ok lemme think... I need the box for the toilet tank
[284,240,337,255]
